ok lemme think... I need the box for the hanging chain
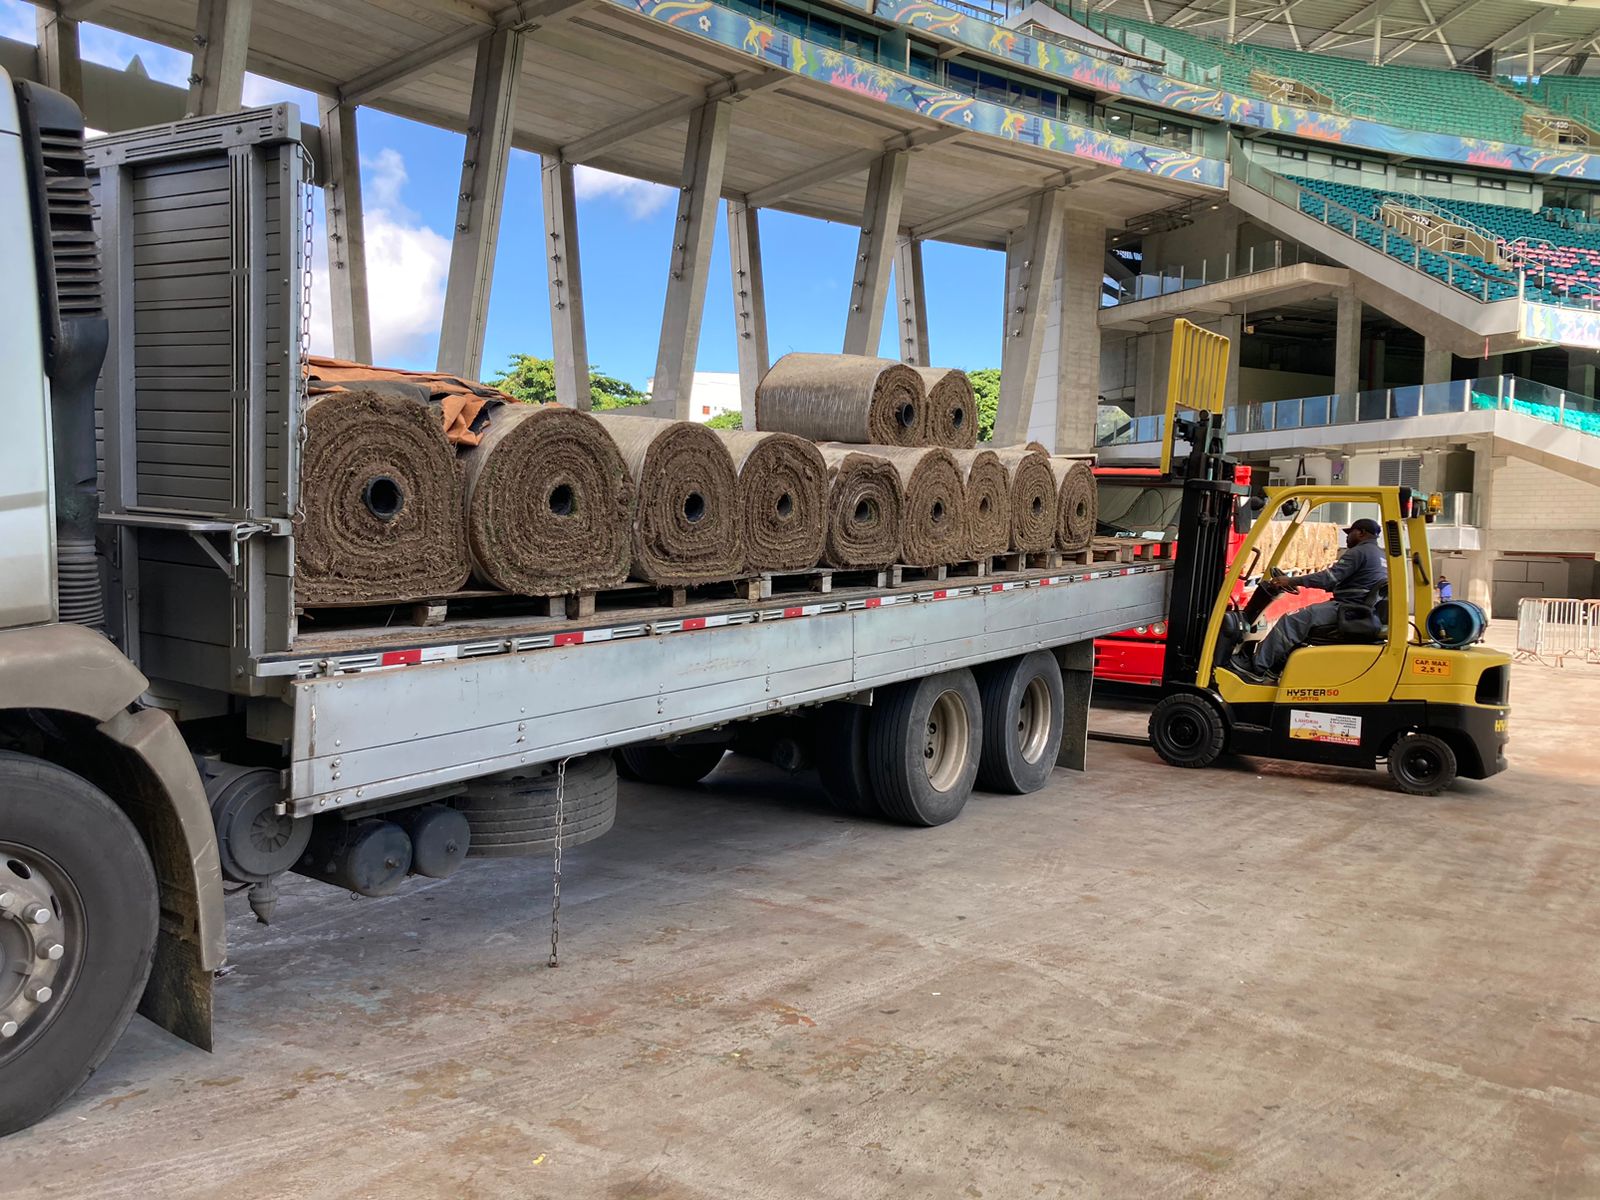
[549,756,571,968]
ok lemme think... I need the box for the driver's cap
[1346,518,1381,537]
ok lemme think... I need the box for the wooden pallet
[300,576,765,628]
[1089,536,1174,564]
[759,566,892,597]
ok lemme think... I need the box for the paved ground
[6,629,1600,1198]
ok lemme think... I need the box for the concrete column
[726,198,768,427]
[187,0,253,116]
[894,234,929,367]
[842,149,909,356]
[1568,350,1600,398]
[1422,338,1452,386]
[318,98,372,363]
[437,28,524,378]
[993,187,1068,447]
[650,99,732,419]
[35,9,84,107]
[1334,288,1361,401]
[541,157,589,409]
[1052,213,1105,454]
[1135,329,1172,419]
[1220,313,1243,410]
[1461,436,1497,610]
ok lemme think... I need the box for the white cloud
[241,73,318,118]
[306,148,451,367]
[573,165,674,220]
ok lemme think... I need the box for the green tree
[489,353,651,410]
[967,368,1000,442]
[704,410,743,430]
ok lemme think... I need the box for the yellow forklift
[1143,321,1510,795]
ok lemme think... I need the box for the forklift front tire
[1385,732,1457,796]
[1149,693,1227,769]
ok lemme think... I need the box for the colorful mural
[1523,302,1600,351]
[877,0,1600,184]
[616,0,1228,189]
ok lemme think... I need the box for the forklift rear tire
[616,742,726,787]
[975,651,1064,794]
[868,669,982,827]
[1386,733,1457,796]
[1149,693,1227,769]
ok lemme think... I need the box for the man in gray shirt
[1232,518,1388,683]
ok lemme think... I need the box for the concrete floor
[7,631,1600,1198]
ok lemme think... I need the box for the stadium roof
[1093,0,1600,76]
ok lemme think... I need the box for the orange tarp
[306,356,518,446]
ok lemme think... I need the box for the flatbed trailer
[0,87,1169,1134]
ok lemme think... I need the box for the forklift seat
[1305,584,1388,647]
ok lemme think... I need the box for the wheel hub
[1016,676,1053,764]
[0,848,76,1057]
[923,690,971,792]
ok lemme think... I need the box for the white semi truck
[0,78,1170,1134]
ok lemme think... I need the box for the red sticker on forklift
[1288,709,1362,746]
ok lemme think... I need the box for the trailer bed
[273,560,1172,816]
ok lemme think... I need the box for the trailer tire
[975,652,1065,794]
[0,751,159,1136]
[617,743,726,787]
[457,754,618,857]
[1386,732,1457,796]
[1149,693,1226,769]
[814,703,881,817]
[868,669,982,827]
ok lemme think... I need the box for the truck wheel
[1386,733,1457,796]
[868,669,982,827]
[1149,693,1226,769]
[814,703,881,817]
[975,652,1065,794]
[617,743,726,787]
[0,751,159,1136]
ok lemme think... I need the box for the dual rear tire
[816,652,1068,827]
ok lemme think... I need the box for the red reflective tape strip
[683,617,707,631]
[865,597,881,608]
[380,649,421,666]
[784,606,803,618]
[933,589,948,600]
[553,631,585,647]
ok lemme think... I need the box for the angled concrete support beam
[437,28,524,378]
[35,9,84,106]
[186,0,253,116]
[842,149,909,356]
[561,68,784,165]
[339,0,589,106]
[744,127,961,210]
[726,198,768,426]
[650,99,732,419]
[993,187,1068,447]
[541,156,590,409]
[894,234,930,367]
[1052,214,1106,453]
[318,98,372,363]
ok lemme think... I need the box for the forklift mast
[1153,320,1250,690]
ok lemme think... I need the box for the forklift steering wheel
[1268,568,1300,594]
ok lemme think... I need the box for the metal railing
[1097,374,1600,449]
[1232,155,1516,303]
[1515,597,1600,665]
[1107,240,1321,304]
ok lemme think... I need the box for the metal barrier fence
[1515,598,1600,665]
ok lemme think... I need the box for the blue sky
[0,0,1005,386]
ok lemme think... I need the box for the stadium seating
[1283,174,1600,305]
[1510,76,1600,133]
[1092,15,1532,143]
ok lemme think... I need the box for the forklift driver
[1231,518,1387,684]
